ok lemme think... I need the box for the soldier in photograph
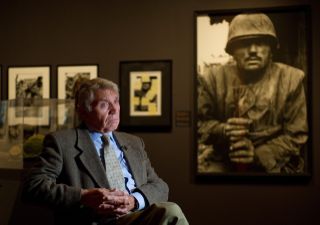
[197,13,308,173]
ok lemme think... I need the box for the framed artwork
[7,66,50,126]
[120,60,172,132]
[195,6,311,180]
[57,65,98,99]
[57,65,98,126]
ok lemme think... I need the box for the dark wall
[1,0,320,225]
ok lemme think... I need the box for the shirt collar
[88,130,114,143]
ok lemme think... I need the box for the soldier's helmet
[225,13,279,54]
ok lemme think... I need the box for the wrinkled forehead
[93,88,119,101]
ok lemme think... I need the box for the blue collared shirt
[88,131,146,210]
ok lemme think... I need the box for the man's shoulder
[201,63,237,84]
[46,128,77,140]
[113,131,140,141]
[271,62,306,90]
[51,128,76,135]
[273,62,305,78]
[206,62,237,74]
[113,131,144,151]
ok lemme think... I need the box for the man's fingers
[229,149,254,164]
[98,203,115,210]
[114,207,130,215]
[224,118,252,139]
[225,129,249,137]
[229,150,254,157]
[95,204,118,216]
[229,136,243,142]
[230,138,253,151]
[80,188,129,210]
[227,118,252,125]
[100,189,128,205]
[96,202,130,216]
[229,138,254,164]
[230,157,254,163]
[225,124,248,131]
[103,195,129,207]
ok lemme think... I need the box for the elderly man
[198,13,308,173]
[23,78,188,225]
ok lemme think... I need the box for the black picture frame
[194,6,312,181]
[119,60,172,132]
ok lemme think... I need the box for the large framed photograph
[120,60,172,132]
[195,6,311,179]
[57,65,98,126]
[7,66,50,126]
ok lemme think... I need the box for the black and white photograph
[130,71,161,116]
[7,66,50,125]
[57,65,98,126]
[195,7,311,177]
[57,65,98,99]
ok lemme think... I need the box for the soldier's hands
[224,117,252,142]
[224,118,254,164]
[229,137,254,163]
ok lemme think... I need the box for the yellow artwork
[130,71,162,116]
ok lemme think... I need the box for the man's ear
[77,105,87,121]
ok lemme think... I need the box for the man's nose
[248,43,258,52]
[108,103,116,114]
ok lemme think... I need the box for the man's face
[82,88,120,133]
[232,39,272,72]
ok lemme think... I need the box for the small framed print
[57,65,98,99]
[7,66,50,126]
[57,65,98,126]
[120,60,172,132]
[130,71,162,117]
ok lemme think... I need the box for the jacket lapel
[76,128,108,187]
[113,132,143,186]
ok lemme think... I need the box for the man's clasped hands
[80,188,136,217]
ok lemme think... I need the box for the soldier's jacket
[198,62,308,173]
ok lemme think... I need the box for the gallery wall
[0,0,320,225]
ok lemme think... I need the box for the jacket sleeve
[134,137,169,205]
[22,133,82,208]
[255,70,308,173]
[197,72,228,149]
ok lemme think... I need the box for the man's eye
[99,102,109,108]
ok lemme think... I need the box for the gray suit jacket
[23,127,169,225]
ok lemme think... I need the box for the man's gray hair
[75,77,119,113]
